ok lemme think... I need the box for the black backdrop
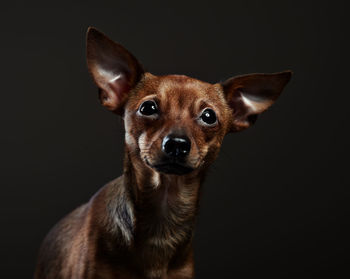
[1,0,349,278]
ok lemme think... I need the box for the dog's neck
[112,148,204,275]
[123,148,204,227]
[123,146,206,236]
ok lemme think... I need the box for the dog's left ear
[86,27,144,114]
[222,71,292,132]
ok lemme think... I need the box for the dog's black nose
[162,135,191,158]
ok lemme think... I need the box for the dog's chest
[134,213,193,279]
[137,197,194,250]
[133,183,196,270]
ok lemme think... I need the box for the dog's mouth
[145,158,194,175]
[154,162,194,175]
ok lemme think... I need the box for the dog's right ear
[86,27,144,114]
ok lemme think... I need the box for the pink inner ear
[100,73,131,111]
[239,91,274,114]
[228,89,274,131]
[222,71,292,132]
[229,91,250,126]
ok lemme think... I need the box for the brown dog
[35,27,291,279]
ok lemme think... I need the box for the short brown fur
[35,27,291,279]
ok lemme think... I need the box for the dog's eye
[138,100,158,116]
[200,108,217,125]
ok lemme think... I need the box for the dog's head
[87,27,291,176]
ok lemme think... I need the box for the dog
[34,27,291,279]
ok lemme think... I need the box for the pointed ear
[86,27,144,114]
[222,71,292,132]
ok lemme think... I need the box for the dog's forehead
[158,74,214,99]
[158,75,209,94]
[142,73,224,105]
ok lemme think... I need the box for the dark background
[1,0,349,278]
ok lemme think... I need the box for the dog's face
[123,74,231,175]
[86,27,291,175]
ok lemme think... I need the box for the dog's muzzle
[151,134,193,175]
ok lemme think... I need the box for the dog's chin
[154,163,194,175]
[145,159,194,175]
